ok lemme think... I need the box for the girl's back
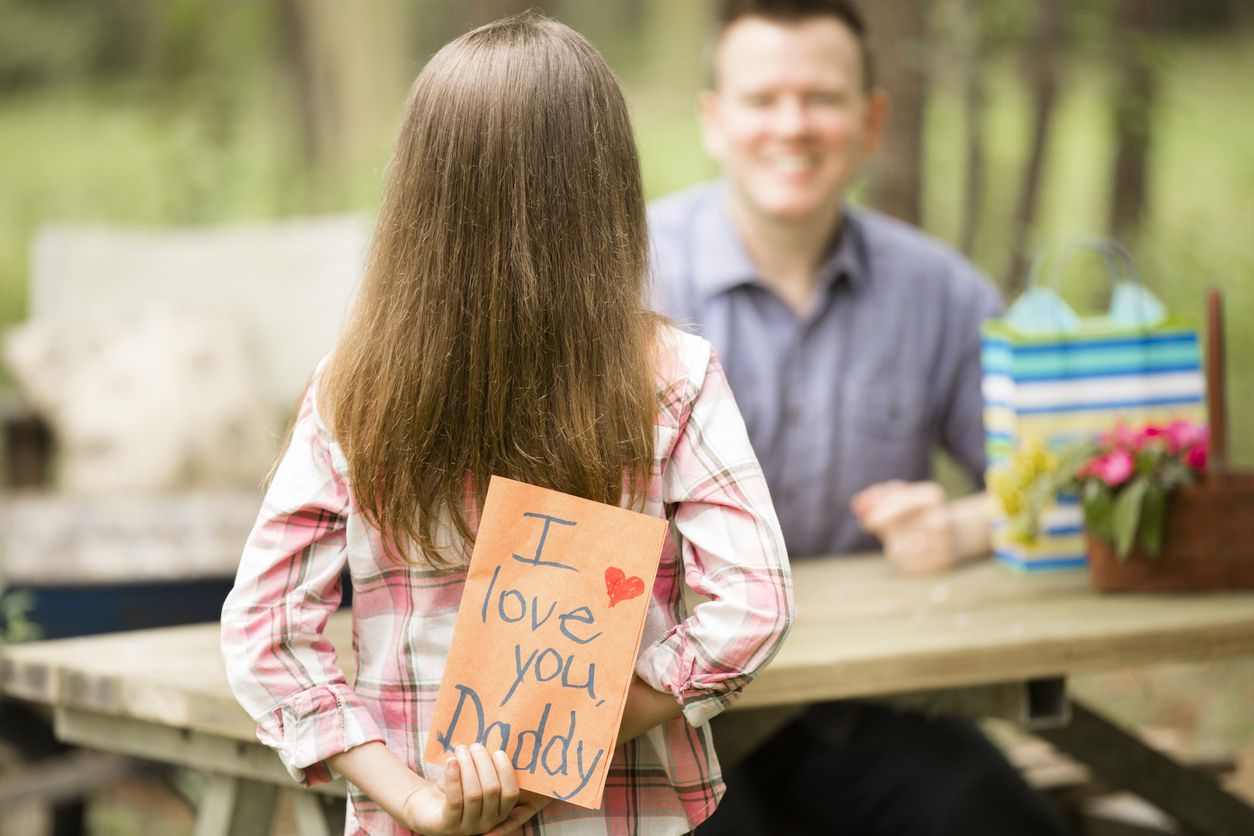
[221,15,793,835]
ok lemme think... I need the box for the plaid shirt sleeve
[219,384,384,786]
[637,340,795,727]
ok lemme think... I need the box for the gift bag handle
[1026,236,1143,294]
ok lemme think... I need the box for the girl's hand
[484,790,554,835]
[404,744,520,835]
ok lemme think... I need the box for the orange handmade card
[423,476,668,809]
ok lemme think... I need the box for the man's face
[701,16,886,225]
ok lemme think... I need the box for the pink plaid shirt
[220,327,794,835]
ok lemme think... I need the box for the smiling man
[651,0,999,567]
[649,1,1069,834]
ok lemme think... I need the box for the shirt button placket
[778,337,813,537]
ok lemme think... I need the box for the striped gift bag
[981,240,1205,573]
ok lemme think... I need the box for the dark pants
[698,702,1071,836]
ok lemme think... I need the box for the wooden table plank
[6,556,1254,741]
[743,558,1254,706]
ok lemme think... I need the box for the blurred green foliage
[0,0,1251,464]
[0,583,39,643]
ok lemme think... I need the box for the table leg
[1036,699,1254,836]
[194,773,277,836]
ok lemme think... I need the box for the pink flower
[1084,449,1135,487]
[1185,441,1208,471]
[1103,423,1139,450]
[1134,425,1166,450]
[1165,419,1206,455]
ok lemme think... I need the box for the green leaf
[1083,480,1115,540]
[1060,442,1100,488]
[0,588,41,644]
[1111,477,1148,561]
[1159,461,1194,492]
[1138,485,1167,560]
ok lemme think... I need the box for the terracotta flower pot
[1087,474,1254,592]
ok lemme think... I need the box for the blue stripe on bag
[982,332,1198,355]
[998,362,1203,383]
[994,551,1089,572]
[1009,394,1202,415]
[981,343,1200,375]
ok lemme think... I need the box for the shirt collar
[690,182,868,300]
[819,209,867,293]
[688,182,760,298]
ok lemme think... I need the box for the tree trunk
[1109,0,1161,242]
[1005,0,1064,296]
[277,0,320,176]
[957,0,988,258]
[863,0,932,226]
[277,0,409,210]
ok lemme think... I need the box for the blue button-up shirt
[649,181,1003,558]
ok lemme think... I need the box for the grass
[0,82,293,329]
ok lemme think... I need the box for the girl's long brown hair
[320,14,657,566]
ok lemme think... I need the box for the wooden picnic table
[4,554,1254,835]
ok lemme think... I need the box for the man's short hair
[713,0,876,90]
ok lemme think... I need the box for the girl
[220,14,793,836]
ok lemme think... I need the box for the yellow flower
[991,437,1064,542]
[989,468,1022,516]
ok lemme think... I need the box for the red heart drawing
[605,567,645,608]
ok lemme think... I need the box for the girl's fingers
[493,749,521,820]
[484,805,532,836]
[455,745,483,828]
[510,792,552,829]
[481,784,546,835]
[483,817,522,836]
[441,755,464,816]
[467,743,501,822]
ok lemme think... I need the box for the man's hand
[405,744,520,835]
[851,481,992,573]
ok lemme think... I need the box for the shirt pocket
[844,382,928,441]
